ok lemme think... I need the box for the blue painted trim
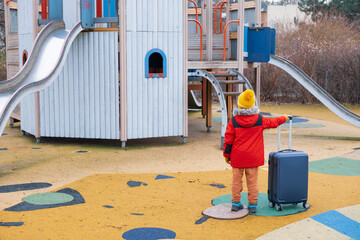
[311,210,360,239]
[81,0,95,29]
[270,28,276,55]
[48,0,63,21]
[145,48,167,78]
[103,0,117,17]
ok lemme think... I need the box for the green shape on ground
[309,157,360,176]
[212,193,307,216]
[212,117,222,123]
[23,192,74,205]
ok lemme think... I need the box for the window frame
[145,48,167,78]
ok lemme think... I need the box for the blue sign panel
[270,28,276,55]
[81,0,95,29]
[247,27,272,63]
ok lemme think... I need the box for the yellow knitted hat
[237,89,255,109]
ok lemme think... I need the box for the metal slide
[188,90,202,109]
[0,20,83,136]
[269,55,360,128]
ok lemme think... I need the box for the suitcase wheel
[275,204,282,211]
[303,202,310,209]
[268,201,275,208]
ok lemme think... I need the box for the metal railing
[188,19,203,61]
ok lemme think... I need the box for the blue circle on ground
[122,227,176,240]
[212,193,308,216]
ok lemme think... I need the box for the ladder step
[212,73,238,77]
[217,80,245,84]
[223,92,241,96]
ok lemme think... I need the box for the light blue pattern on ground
[309,157,360,176]
[311,210,360,240]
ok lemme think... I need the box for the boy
[223,89,288,213]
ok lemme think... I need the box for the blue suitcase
[268,116,310,211]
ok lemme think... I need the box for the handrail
[223,19,239,61]
[219,1,228,34]
[187,0,199,34]
[214,1,227,34]
[188,19,203,61]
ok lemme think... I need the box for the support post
[237,0,244,73]
[119,0,127,146]
[206,79,212,131]
[255,0,261,27]
[236,0,245,97]
[255,0,261,105]
[4,0,10,79]
[183,0,189,140]
[201,1,206,34]
[33,0,41,141]
[202,77,207,118]
[226,1,231,60]
[206,0,213,61]
[255,64,261,107]
[226,78,233,119]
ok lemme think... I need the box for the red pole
[96,0,102,18]
[214,1,227,34]
[223,19,239,61]
[41,0,48,19]
[219,1,227,34]
[187,0,199,34]
[188,19,203,61]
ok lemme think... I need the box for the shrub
[259,14,360,104]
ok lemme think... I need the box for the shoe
[231,201,244,212]
[248,203,257,213]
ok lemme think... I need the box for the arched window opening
[149,52,163,74]
[22,50,28,66]
[145,49,167,78]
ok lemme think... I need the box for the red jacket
[223,113,287,168]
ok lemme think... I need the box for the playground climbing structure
[0,0,358,148]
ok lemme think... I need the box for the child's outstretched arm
[262,115,289,129]
[223,119,235,163]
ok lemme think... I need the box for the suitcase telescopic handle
[277,115,293,152]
